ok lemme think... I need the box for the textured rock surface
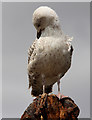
[20,93,80,120]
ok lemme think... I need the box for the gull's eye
[37,24,40,27]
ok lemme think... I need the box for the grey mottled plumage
[27,6,73,96]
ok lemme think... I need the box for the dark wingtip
[45,85,52,94]
[70,45,73,55]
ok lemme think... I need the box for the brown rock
[20,93,80,120]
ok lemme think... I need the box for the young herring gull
[27,6,73,98]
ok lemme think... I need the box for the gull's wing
[28,40,37,64]
[28,39,37,88]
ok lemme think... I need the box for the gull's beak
[37,29,41,39]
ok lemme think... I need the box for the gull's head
[32,6,60,33]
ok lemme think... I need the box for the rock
[20,93,80,120]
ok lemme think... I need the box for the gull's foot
[57,92,61,99]
[57,93,68,99]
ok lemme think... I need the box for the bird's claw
[57,93,68,99]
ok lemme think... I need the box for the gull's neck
[41,25,62,38]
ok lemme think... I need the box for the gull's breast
[33,37,72,80]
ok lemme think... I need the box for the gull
[27,6,73,98]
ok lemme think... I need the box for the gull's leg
[57,79,61,99]
[57,79,68,99]
[42,74,45,94]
